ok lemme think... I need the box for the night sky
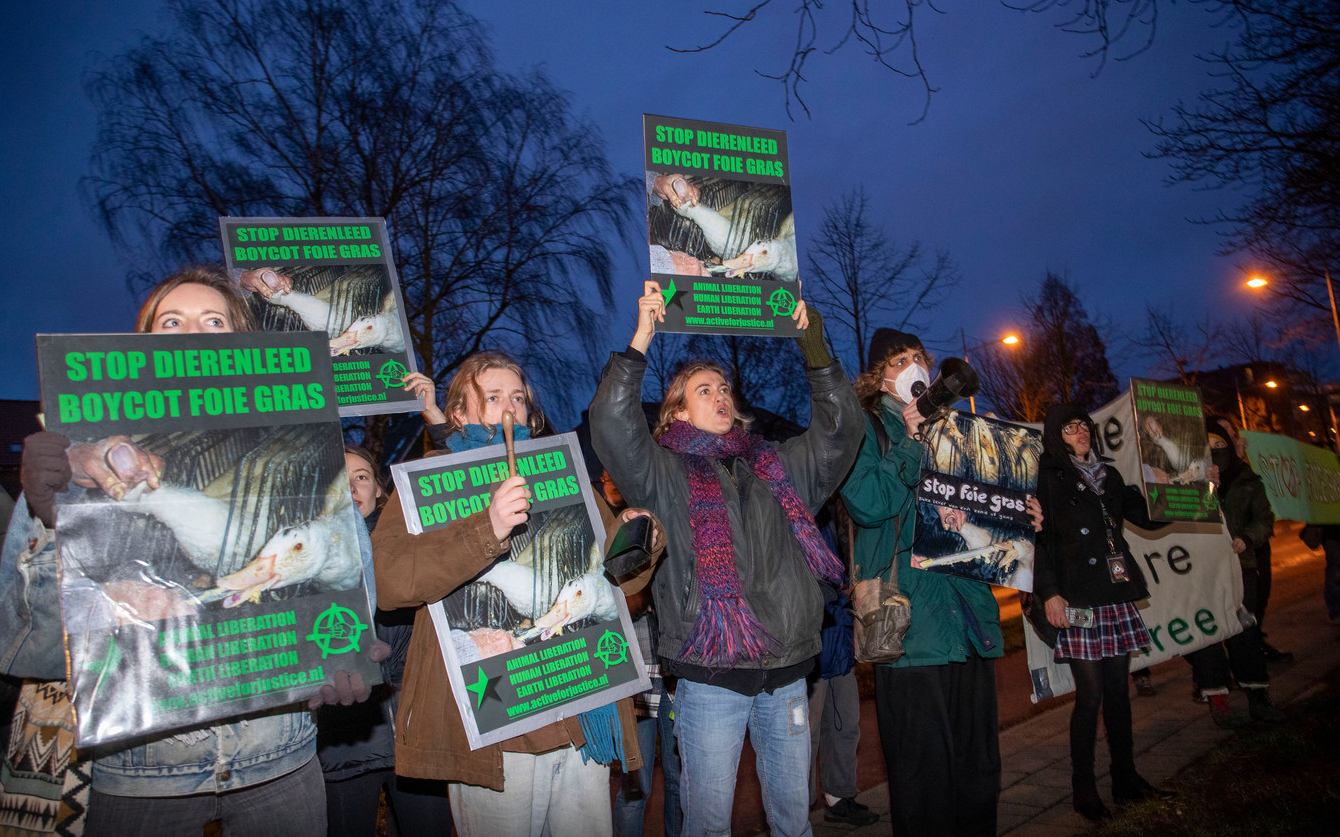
[1,1,1271,420]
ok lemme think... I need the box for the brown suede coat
[373,473,648,790]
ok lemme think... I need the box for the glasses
[1062,420,1088,436]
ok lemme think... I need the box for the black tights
[1067,654,1135,783]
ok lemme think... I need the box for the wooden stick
[502,412,518,478]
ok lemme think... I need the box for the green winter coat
[840,398,1003,667]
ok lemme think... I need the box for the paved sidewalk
[792,587,1340,837]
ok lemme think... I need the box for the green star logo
[464,665,501,708]
[307,604,368,659]
[84,635,121,674]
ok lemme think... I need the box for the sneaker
[1247,689,1286,723]
[1262,642,1295,664]
[1207,694,1250,728]
[825,797,880,827]
[1133,670,1156,697]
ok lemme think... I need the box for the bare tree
[672,0,1188,120]
[1146,0,1340,318]
[974,272,1118,420]
[805,187,959,374]
[1131,304,1219,384]
[83,0,634,449]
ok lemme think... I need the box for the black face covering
[1211,448,1232,471]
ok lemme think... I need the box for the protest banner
[1023,392,1245,702]
[37,331,380,746]
[389,433,649,750]
[1241,430,1340,524]
[912,412,1042,591]
[643,113,800,337]
[219,216,419,417]
[1129,377,1221,523]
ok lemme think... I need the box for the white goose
[201,476,362,607]
[328,296,405,356]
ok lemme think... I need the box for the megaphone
[912,357,979,428]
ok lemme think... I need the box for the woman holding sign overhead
[3,265,385,837]
[372,351,661,837]
[589,282,863,837]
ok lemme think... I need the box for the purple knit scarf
[658,420,844,668]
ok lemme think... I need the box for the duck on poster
[220,216,421,417]
[911,412,1043,592]
[389,432,649,750]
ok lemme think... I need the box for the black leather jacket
[589,352,862,678]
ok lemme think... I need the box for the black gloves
[21,432,71,528]
[794,304,834,369]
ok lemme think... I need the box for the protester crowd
[0,267,1313,837]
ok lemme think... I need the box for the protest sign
[643,113,800,337]
[220,216,419,417]
[390,433,649,749]
[1023,392,1244,702]
[1241,430,1340,524]
[38,331,379,746]
[1130,378,1221,523]
[912,412,1042,591]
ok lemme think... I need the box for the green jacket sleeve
[840,412,923,528]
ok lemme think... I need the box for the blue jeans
[675,677,812,837]
[613,689,681,837]
[86,754,326,837]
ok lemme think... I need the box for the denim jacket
[0,494,377,797]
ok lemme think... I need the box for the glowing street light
[1247,272,1339,451]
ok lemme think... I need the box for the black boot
[1247,688,1286,722]
[1112,771,1177,804]
[1072,773,1111,821]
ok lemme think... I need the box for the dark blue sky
[1,1,1269,411]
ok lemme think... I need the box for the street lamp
[960,328,1023,414]
[1247,273,1340,450]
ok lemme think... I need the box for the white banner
[1024,392,1246,702]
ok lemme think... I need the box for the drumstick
[502,412,518,478]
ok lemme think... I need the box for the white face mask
[885,363,931,404]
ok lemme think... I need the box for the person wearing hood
[1181,416,1285,726]
[840,329,1021,837]
[1034,403,1174,822]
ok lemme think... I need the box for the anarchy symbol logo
[594,630,629,668]
[307,604,368,659]
[767,288,796,316]
[376,360,408,389]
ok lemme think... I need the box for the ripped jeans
[675,677,812,837]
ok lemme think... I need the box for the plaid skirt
[1053,601,1150,662]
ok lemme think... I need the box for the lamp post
[959,327,1022,414]
[1247,272,1340,451]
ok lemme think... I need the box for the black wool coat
[1033,452,1157,608]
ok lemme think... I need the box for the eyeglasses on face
[1062,420,1089,436]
